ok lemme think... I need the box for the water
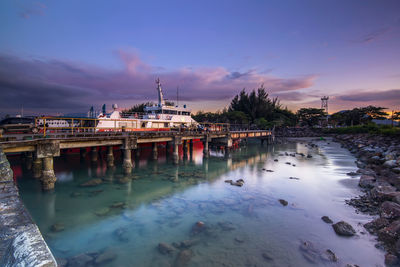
[12,138,385,266]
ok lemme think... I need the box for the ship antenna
[176,86,179,107]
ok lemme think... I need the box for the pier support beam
[203,134,211,158]
[106,146,114,167]
[172,136,182,165]
[32,155,42,179]
[121,137,137,175]
[80,148,87,161]
[36,140,60,191]
[182,140,188,160]
[24,152,33,171]
[91,147,98,163]
[152,143,158,160]
[122,149,133,174]
[41,157,57,191]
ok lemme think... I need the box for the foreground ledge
[0,148,57,267]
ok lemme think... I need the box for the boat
[95,78,199,132]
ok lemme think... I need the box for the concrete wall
[0,148,57,267]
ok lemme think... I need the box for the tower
[321,96,329,114]
[321,96,329,124]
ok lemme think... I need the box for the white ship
[95,79,198,131]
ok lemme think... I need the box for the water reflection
[12,139,385,266]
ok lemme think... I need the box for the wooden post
[106,146,114,167]
[152,142,158,160]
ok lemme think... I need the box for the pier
[0,129,274,191]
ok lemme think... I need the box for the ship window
[141,122,146,128]
[178,111,181,115]
[164,123,169,127]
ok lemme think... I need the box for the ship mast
[156,78,165,107]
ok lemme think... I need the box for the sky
[0,0,400,116]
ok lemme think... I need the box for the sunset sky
[1,0,399,116]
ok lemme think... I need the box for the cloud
[354,27,391,44]
[0,51,317,115]
[18,1,46,19]
[338,89,400,102]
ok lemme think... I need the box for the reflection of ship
[95,78,198,131]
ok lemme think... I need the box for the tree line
[122,85,399,128]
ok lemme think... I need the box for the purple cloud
[338,89,400,102]
[0,51,317,115]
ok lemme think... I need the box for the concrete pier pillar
[106,146,114,167]
[122,149,133,175]
[224,146,231,158]
[203,140,209,158]
[32,155,42,179]
[173,143,179,164]
[80,148,87,160]
[25,152,33,171]
[135,147,140,158]
[152,143,158,160]
[182,140,188,160]
[189,140,193,161]
[91,147,98,163]
[41,157,57,191]
[166,141,170,153]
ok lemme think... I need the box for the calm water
[13,138,384,266]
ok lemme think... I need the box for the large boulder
[381,201,400,219]
[80,178,103,187]
[358,175,375,189]
[332,221,356,236]
[378,220,400,245]
[364,218,389,234]
[384,160,397,168]
[174,249,194,267]
[371,185,399,201]
[158,242,175,255]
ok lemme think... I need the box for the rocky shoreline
[334,134,400,266]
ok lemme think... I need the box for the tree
[121,102,154,115]
[393,111,400,121]
[297,108,326,127]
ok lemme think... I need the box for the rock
[68,253,93,267]
[392,168,400,174]
[385,253,399,266]
[94,249,117,265]
[218,221,235,231]
[321,249,338,262]
[285,162,291,165]
[307,154,312,158]
[262,252,273,261]
[346,172,358,177]
[358,175,375,188]
[179,240,194,249]
[380,201,400,219]
[378,220,400,245]
[332,221,356,236]
[230,179,244,187]
[94,207,111,216]
[321,216,333,224]
[289,177,300,180]
[158,242,175,255]
[384,160,397,168]
[56,258,68,267]
[224,180,233,183]
[110,202,126,209]
[278,199,288,206]
[174,249,193,267]
[70,192,82,197]
[116,177,131,184]
[80,178,103,187]
[371,185,399,201]
[50,223,65,232]
[299,241,319,263]
[364,217,389,234]
[113,227,129,242]
[274,159,278,162]
[191,221,206,235]
[234,237,244,243]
